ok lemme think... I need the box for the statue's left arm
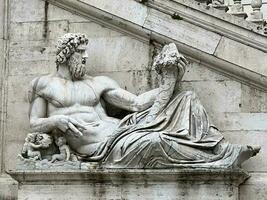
[99,76,159,112]
[100,43,188,116]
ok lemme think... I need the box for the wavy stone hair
[55,33,88,68]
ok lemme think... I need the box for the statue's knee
[148,133,162,146]
[183,90,197,99]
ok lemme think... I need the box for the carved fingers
[54,115,86,137]
[67,122,83,137]
[69,118,87,130]
[177,56,189,80]
[178,56,189,68]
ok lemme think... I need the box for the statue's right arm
[29,77,85,136]
[30,97,85,136]
[29,96,57,133]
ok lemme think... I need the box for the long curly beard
[67,56,86,80]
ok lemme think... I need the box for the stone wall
[0,0,267,199]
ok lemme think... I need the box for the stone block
[180,80,242,118]
[85,36,150,73]
[9,20,69,42]
[4,75,35,171]
[218,113,267,131]
[9,169,248,200]
[0,175,18,199]
[80,0,148,26]
[9,60,56,76]
[223,131,267,172]
[94,70,158,94]
[240,173,267,200]
[69,22,124,38]
[6,75,34,140]
[48,4,89,23]
[9,41,56,63]
[9,41,56,75]
[183,61,230,81]
[144,9,221,55]
[215,37,267,77]
[4,141,23,171]
[240,84,267,113]
[10,0,45,22]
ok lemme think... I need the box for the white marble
[17,33,260,170]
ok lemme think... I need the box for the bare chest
[40,80,100,107]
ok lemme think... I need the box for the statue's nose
[82,51,88,59]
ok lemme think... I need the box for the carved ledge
[7,168,250,185]
[8,168,250,200]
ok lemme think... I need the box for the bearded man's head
[56,33,88,80]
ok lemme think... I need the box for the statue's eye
[76,49,83,54]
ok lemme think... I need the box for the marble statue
[51,137,71,163]
[21,33,260,169]
[21,132,52,160]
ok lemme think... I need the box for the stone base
[8,168,250,200]
[0,174,18,199]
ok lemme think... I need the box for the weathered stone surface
[6,75,33,130]
[9,41,56,75]
[180,80,242,115]
[69,22,124,38]
[2,0,267,198]
[48,4,89,23]
[9,20,69,42]
[144,9,222,55]
[10,0,45,22]
[241,84,267,113]
[9,169,249,200]
[79,0,148,26]
[215,37,267,77]
[218,113,267,131]
[183,62,230,81]
[0,0,5,39]
[0,175,18,199]
[94,70,158,94]
[223,131,267,172]
[4,75,35,170]
[84,36,150,72]
[43,0,267,92]
[240,173,267,200]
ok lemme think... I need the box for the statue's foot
[233,145,261,168]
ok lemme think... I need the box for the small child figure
[51,137,70,163]
[21,133,42,160]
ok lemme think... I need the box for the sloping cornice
[45,0,267,91]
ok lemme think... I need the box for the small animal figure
[51,137,70,162]
[21,133,42,160]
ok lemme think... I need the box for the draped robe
[87,91,241,169]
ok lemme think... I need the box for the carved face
[25,133,35,143]
[56,137,66,146]
[67,44,88,80]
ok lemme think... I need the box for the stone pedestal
[8,168,250,200]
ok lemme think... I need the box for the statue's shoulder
[29,74,54,91]
[92,75,120,89]
[28,74,55,102]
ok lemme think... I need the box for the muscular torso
[35,75,120,154]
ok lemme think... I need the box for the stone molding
[8,168,250,185]
[43,0,267,92]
